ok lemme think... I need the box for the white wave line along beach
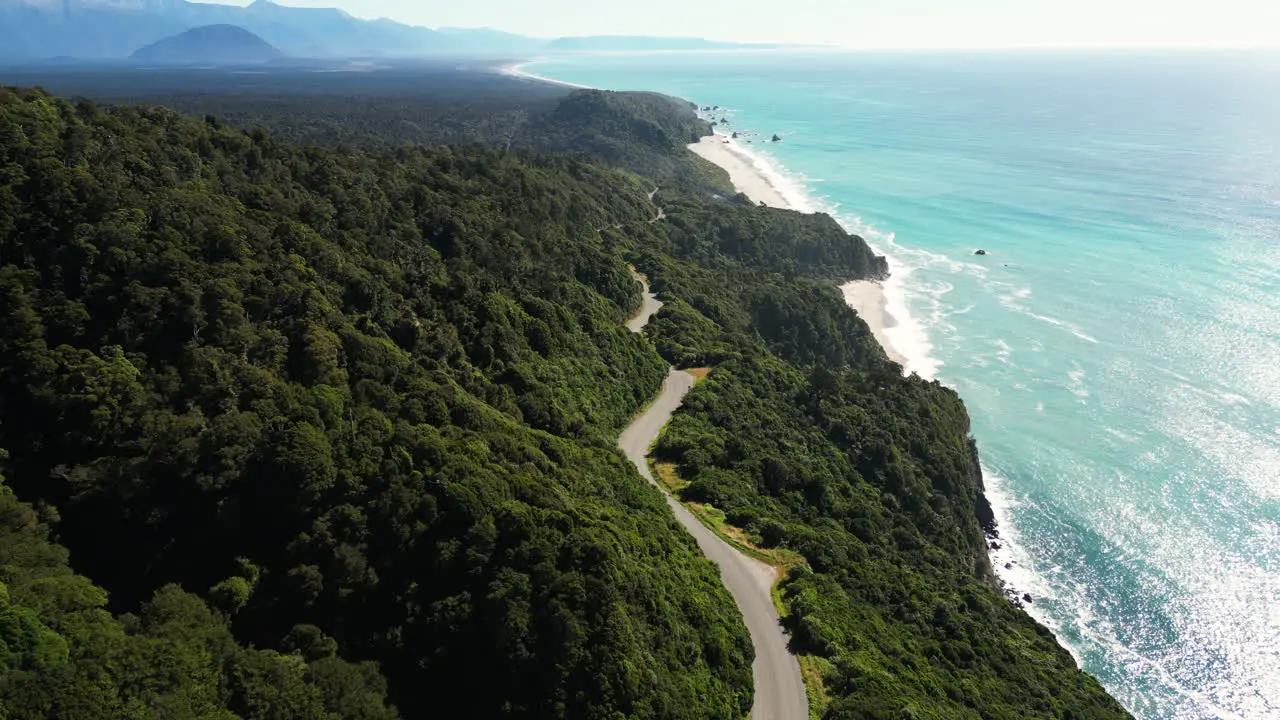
[689,130,927,375]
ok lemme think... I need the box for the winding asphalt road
[624,269,664,333]
[619,273,807,720]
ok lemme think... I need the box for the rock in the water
[771,133,781,142]
[1004,562,1013,570]
[989,541,1002,550]
[1022,593,1034,604]
[975,249,988,256]
[731,131,738,139]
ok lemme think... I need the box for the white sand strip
[688,134,909,370]
[688,135,791,209]
[496,61,590,89]
[840,281,909,367]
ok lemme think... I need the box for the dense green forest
[0,86,752,719]
[0,79,1129,719]
[0,64,574,152]
[0,65,727,193]
[0,461,397,719]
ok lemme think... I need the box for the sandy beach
[689,134,908,369]
[688,135,790,208]
[840,280,909,366]
[496,61,589,89]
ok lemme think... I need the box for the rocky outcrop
[968,440,1000,587]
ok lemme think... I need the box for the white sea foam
[981,466,1068,620]
[997,291,1100,344]
[878,259,944,380]
[994,338,1014,366]
[1068,364,1090,401]
[1034,311,1099,344]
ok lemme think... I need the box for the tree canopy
[0,82,1128,719]
[0,86,751,719]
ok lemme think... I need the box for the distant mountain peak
[130,23,283,65]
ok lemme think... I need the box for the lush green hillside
[520,90,729,191]
[0,83,1129,719]
[0,87,751,719]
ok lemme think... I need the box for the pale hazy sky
[211,0,1280,48]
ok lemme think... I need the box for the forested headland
[0,74,1129,719]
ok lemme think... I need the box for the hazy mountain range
[0,0,777,62]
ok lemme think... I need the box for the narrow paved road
[620,273,808,720]
[625,269,664,333]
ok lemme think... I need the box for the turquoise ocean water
[527,51,1280,719]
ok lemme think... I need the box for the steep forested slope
[0,87,752,719]
[0,83,1130,719]
[520,90,726,190]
